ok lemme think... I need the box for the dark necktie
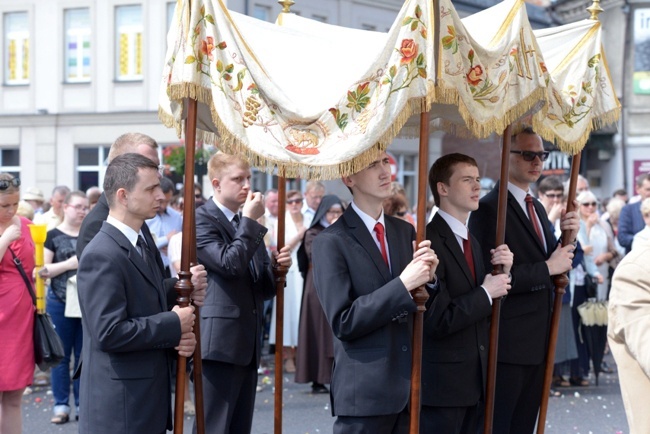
[373,222,389,267]
[137,235,151,263]
[463,233,476,284]
[232,213,241,230]
[525,194,544,245]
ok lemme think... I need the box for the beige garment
[33,209,63,230]
[608,238,650,434]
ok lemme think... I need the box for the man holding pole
[194,153,292,434]
[468,127,579,433]
[422,153,513,433]
[312,151,438,434]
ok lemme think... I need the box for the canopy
[159,0,620,178]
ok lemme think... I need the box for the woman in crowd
[270,189,306,372]
[0,173,35,434]
[295,195,344,393]
[42,191,88,424]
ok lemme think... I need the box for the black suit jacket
[312,207,418,417]
[468,183,557,365]
[77,222,181,434]
[195,199,275,366]
[422,213,492,407]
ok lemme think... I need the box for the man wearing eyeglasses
[469,127,579,434]
[537,175,565,232]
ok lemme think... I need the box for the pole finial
[587,0,604,20]
[278,0,295,13]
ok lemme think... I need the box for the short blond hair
[641,197,650,217]
[207,152,250,181]
[107,133,158,163]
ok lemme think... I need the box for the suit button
[480,345,485,351]
[401,345,407,352]
[252,309,257,314]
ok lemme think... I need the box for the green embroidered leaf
[420,28,427,39]
[223,73,232,81]
[588,54,601,68]
[232,70,246,91]
[415,5,422,19]
[402,17,413,26]
[226,64,234,73]
[448,25,456,37]
[442,35,455,50]
[205,14,215,25]
[418,68,427,78]
[382,78,391,84]
[216,60,223,73]
[416,53,424,67]
[390,65,397,78]
[200,5,205,16]
[411,21,418,31]
[185,55,196,64]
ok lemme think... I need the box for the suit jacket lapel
[343,208,392,281]
[435,214,475,286]
[385,217,404,278]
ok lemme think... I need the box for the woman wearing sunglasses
[0,174,35,434]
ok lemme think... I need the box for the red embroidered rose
[399,39,418,65]
[466,65,483,86]
[201,36,215,61]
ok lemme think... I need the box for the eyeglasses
[581,202,598,207]
[510,150,550,162]
[195,194,202,199]
[287,199,303,204]
[543,193,563,199]
[396,211,407,217]
[0,178,20,190]
[70,204,90,212]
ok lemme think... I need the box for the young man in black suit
[422,153,513,433]
[312,151,438,434]
[195,153,292,434]
[468,128,579,433]
[77,153,202,434]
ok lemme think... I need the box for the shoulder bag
[8,247,64,371]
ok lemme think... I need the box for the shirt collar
[106,215,141,248]
[212,197,238,223]
[350,201,386,234]
[437,209,469,240]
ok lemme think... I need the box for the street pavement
[22,353,628,434]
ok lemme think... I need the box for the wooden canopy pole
[536,152,580,434]
[408,110,431,434]
[274,177,288,434]
[174,98,200,433]
[483,125,512,434]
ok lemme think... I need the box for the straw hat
[23,187,45,202]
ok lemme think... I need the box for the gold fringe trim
[431,81,549,139]
[159,81,437,180]
[533,105,621,154]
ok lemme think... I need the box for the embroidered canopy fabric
[159,0,620,178]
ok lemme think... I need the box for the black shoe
[311,383,329,394]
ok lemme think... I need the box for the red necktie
[463,234,476,284]
[374,222,389,267]
[525,194,544,244]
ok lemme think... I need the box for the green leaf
[232,70,246,91]
[205,14,215,25]
[390,65,397,78]
[223,73,232,81]
[185,55,196,64]
[226,64,234,73]
[382,78,391,84]
[200,5,205,16]
[587,54,601,68]
[216,59,223,73]
[416,53,424,67]
[418,68,427,78]
[448,25,456,37]
[442,36,454,50]
[415,5,422,19]
[402,17,413,26]
[411,21,418,31]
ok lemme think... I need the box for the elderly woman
[577,191,618,301]
[0,174,35,434]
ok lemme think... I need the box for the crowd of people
[1,128,649,434]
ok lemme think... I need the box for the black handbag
[9,247,64,371]
[581,259,599,299]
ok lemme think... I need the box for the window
[4,12,29,85]
[361,23,377,31]
[64,8,91,83]
[0,148,20,178]
[76,146,110,192]
[115,5,143,81]
[252,5,271,22]
[312,14,327,23]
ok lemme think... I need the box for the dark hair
[104,153,158,207]
[538,175,564,195]
[383,194,407,217]
[612,189,627,198]
[636,173,650,188]
[512,126,538,143]
[428,153,478,206]
[160,177,175,195]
